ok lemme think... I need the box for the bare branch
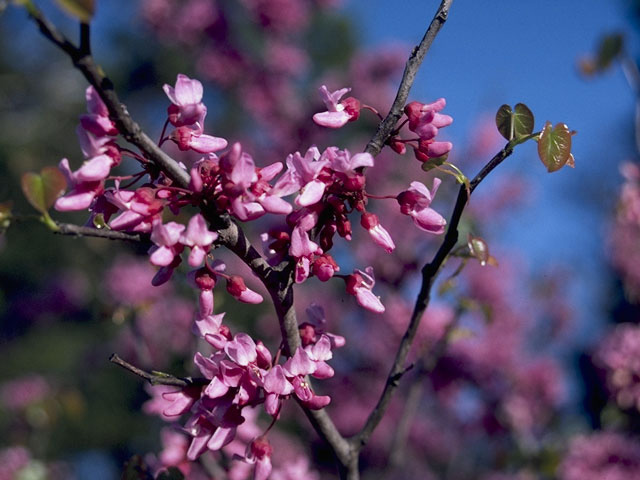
[109,354,208,388]
[365,0,454,157]
[354,140,519,449]
[54,222,146,243]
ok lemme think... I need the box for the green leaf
[54,0,94,22]
[513,103,534,138]
[596,33,624,70]
[21,167,66,214]
[420,153,448,172]
[495,103,534,140]
[495,104,513,140]
[537,122,573,172]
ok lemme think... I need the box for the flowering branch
[26,4,352,472]
[365,0,454,157]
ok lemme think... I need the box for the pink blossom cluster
[52,71,454,475]
[595,323,640,410]
[559,432,640,480]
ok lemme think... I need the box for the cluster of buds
[51,74,454,474]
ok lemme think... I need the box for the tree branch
[364,0,454,157]
[27,6,190,189]
[354,140,518,449]
[54,222,146,243]
[109,354,208,388]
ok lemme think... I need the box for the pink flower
[80,86,118,137]
[54,157,104,211]
[226,276,263,304]
[360,212,395,253]
[149,220,186,266]
[397,179,447,234]
[163,73,208,128]
[404,99,453,139]
[180,214,218,267]
[345,266,385,313]
[263,365,294,416]
[312,85,360,128]
[244,437,273,480]
[170,126,228,153]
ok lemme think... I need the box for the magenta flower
[397,179,447,234]
[263,365,294,416]
[244,436,273,480]
[54,157,104,212]
[312,85,360,128]
[163,73,208,128]
[170,126,228,154]
[149,220,186,266]
[345,266,385,313]
[180,214,218,267]
[360,212,395,253]
[80,86,118,137]
[226,276,264,304]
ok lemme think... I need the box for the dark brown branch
[54,222,146,243]
[27,6,190,189]
[364,0,453,157]
[109,354,208,387]
[354,139,519,449]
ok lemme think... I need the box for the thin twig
[54,222,146,243]
[354,139,519,449]
[109,354,208,387]
[364,0,454,157]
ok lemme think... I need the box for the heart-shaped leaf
[495,104,513,140]
[495,103,534,140]
[513,103,534,138]
[21,167,66,214]
[537,122,572,172]
[55,0,94,23]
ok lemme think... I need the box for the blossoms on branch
[404,98,453,162]
[345,266,385,313]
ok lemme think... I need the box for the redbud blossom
[312,85,361,128]
[80,86,118,137]
[397,179,447,234]
[226,276,263,304]
[245,437,273,480]
[180,214,218,267]
[360,212,395,253]
[163,74,208,127]
[345,266,385,313]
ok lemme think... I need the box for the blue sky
[346,0,637,346]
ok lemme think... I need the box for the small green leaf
[21,167,66,214]
[420,153,448,172]
[596,33,624,70]
[513,103,534,138]
[496,103,534,140]
[54,0,94,22]
[537,122,573,172]
[495,104,513,140]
